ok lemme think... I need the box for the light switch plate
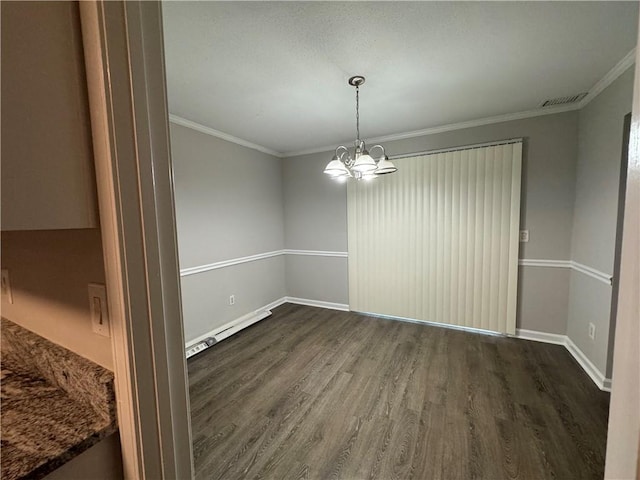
[88,283,110,337]
[1,269,14,304]
[519,230,529,242]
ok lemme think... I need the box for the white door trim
[79,2,193,478]
[604,25,640,478]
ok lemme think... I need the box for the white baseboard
[284,296,349,311]
[565,337,612,392]
[265,297,288,311]
[515,328,567,346]
[515,329,611,392]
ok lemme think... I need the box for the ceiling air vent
[540,92,588,108]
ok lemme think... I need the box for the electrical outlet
[588,323,596,340]
[1,269,14,304]
[229,294,235,306]
[89,283,110,337]
[519,230,529,242]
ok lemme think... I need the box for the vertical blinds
[347,141,522,334]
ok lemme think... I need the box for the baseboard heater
[185,308,273,359]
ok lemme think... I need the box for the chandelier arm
[369,144,386,162]
[341,151,355,168]
[335,145,349,158]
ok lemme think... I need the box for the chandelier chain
[355,85,360,142]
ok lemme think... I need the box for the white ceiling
[162,1,638,156]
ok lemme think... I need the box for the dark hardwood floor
[188,304,610,480]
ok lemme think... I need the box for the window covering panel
[347,141,522,334]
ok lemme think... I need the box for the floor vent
[540,92,587,108]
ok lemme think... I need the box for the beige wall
[283,111,579,334]
[1,1,99,231]
[1,229,113,370]
[0,0,112,368]
[170,123,286,342]
[567,68,634,377]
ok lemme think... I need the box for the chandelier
[323,76,397,180]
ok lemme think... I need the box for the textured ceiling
[162,1,638,155]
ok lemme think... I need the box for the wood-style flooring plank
[188,304,610,479]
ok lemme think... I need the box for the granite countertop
[1,318,118,480]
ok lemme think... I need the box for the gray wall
[285,255,349,304]
[283,111,579,334]
[181,257,285,341]
[282,146,350,306]
[171,123,286,342]
[567,68,634,376]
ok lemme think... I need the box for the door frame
[79,2,193,478]
[604,37,640,480]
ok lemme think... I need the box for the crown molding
[284,103,580,157]
[170,49,636,159]
[168,114,284,158]
[579,48,636,109]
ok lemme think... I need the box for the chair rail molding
[283,249,348,257]
[179,249,349,276]
[180,250,283,276]
[181,253,612,286]
[519,258,612,285]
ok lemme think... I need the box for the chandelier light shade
[324,76,397,180]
